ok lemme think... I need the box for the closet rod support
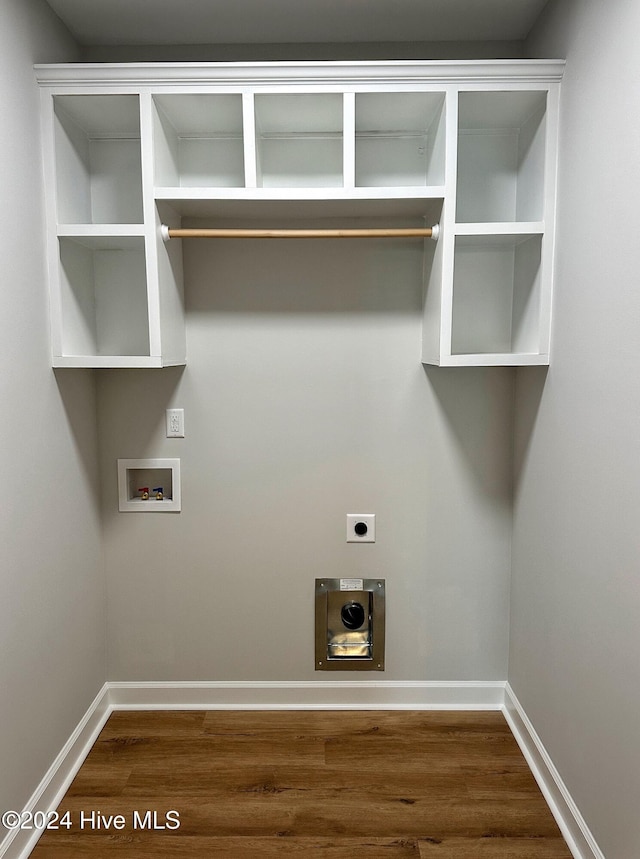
[161,224,440,241]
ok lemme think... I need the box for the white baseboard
[0,683,111,859]
[503,682,605,859]
[108,679,506,710]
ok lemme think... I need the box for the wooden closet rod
[161,224,440,241]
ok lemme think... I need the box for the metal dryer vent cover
[315,578,385,671]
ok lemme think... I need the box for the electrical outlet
[346,513,375,543]
[166,408,185,438]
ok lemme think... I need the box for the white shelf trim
[35,60,566,88]
[454,221,545,236]
[56,224,146,237]
[154,186,447,200]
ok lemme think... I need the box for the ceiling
[44,0,549,47]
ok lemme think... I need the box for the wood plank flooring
[31,711,572,858]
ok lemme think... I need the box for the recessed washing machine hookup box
[315,578,385,671]
[117,458,181,512]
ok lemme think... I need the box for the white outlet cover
[166,408,185,438]
[346,513,376,543]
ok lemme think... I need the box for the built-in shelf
[451,233,544,358]
[254,93,344,188]
[456,90,548,224]
[37,62,562,368]
[153,93,245,188]
[53,94,143,225]
[355,92,446,188]
[57,234,149,361]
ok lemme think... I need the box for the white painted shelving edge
[34,59,566,88]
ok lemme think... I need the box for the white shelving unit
[43,89,185,367]
[436,87,558,366]
[37,62,563,368]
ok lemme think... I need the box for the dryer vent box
[315,578,385,671]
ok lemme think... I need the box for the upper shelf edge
[34,60,566,88]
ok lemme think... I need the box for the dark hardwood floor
[30,710,573,857]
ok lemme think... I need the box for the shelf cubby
[153,94,245,188]
[451,233,543,357]
[57,235,149,360]
[456,90,547,224]
[355,92,446,188]
[53,94,143,225]
[254,94,343,188]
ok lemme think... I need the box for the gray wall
[511,2,640,857]
[81,40,524,63]
[98,233,514,681]
[0,0,105,822]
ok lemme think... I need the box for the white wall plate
[346,513,375,542]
